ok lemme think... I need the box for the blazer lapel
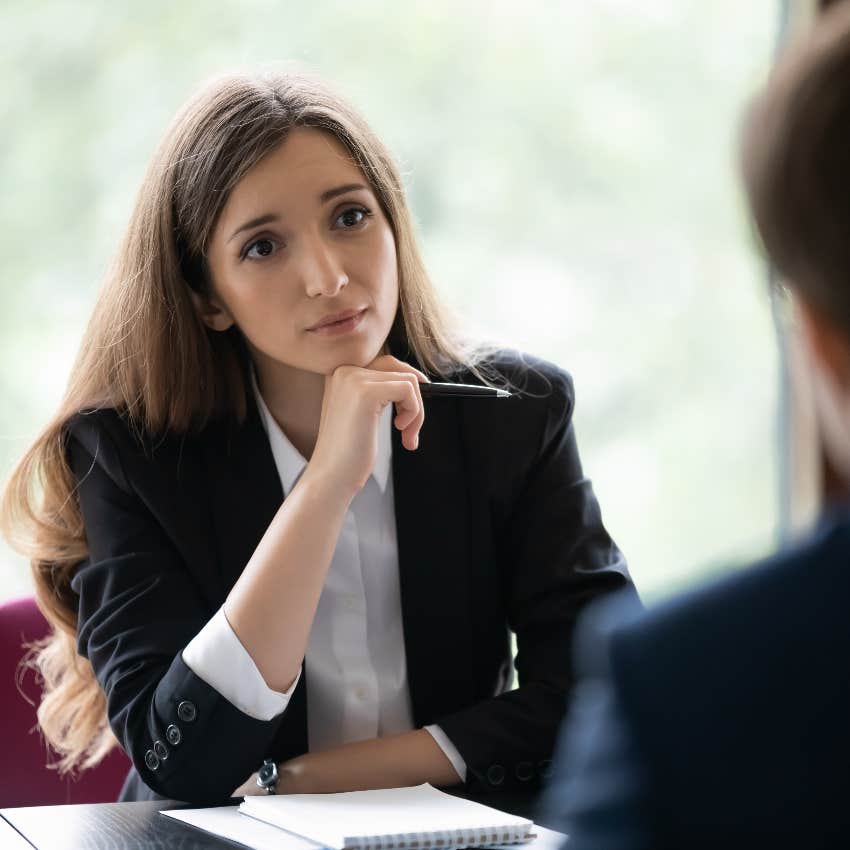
[392,399,475,725]
[201,398,283,596]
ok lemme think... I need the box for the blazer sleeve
[436,362,636,792]
[66,415,286,804]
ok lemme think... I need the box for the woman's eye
[244,238,277,260]
[336,207,371,228]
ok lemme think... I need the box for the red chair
[0,595,130,807]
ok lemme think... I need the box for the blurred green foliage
[0,0,778,601]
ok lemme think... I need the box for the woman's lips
[307,308,367,336]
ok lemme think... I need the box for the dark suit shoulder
[610,511,850,672]
[449,348,576,453]
[574,517,850,843]
[64,408,140,493]
[455,347,574,410]
[64,407,209,497]
[66,407,189,454]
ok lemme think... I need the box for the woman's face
[202,127,399,377]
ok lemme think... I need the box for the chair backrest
[0,595,130,807]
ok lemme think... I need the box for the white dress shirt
[183,377,466,781]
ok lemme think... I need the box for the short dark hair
[741,1,850,336]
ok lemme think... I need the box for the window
[0,1,781,600]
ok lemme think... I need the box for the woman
[1,71,631,804]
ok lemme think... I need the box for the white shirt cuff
[182,606,300,721]
[424,724,467,783]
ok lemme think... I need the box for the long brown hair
[0,70,488,773]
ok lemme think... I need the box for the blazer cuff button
[486,764,506,786]
[144,750,160,771]
[166,724,182,745]
[177,700,198,723]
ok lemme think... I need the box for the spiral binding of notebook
[342,825,534,850]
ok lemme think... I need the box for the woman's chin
[315,336,387,374]
[258,330,389,377]
[311,350,380,377]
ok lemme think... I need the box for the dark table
[2,790,551,850]
[1,800,217,850]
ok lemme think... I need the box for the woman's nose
[300,236,349,298]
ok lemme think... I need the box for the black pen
[419,382,512,399]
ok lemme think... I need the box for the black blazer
[541,508,850,849]
[66,350,631,804]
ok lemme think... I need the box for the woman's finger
[365,379,420,450]
[365,378,418,424]
[384,373,425,437]
[361,370,425,445]
[368,353,430,384]
[399,373,425,448]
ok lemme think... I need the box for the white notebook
[238,783,535,850]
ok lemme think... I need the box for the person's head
[85,70,471,433]
[0,69,487,773]
[198,125,400,388]
[741,2,850,482]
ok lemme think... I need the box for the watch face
[259,763,275,784]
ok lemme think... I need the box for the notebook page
[162,806,325,850]
[239,783,533,850]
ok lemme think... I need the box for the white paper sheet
[162,805,326,850]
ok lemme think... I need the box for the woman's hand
[232,770,261,797]
[304,354,428,502]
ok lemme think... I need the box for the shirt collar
[251,369,392,496]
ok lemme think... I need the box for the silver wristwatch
[256,758,279,794]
